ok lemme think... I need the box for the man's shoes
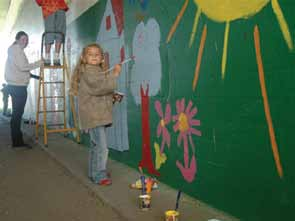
[12,143,32,149]
[53,59,61,66]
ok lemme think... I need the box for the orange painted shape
[253,25,283,178]
[192,25,207,91]
[166,0,189,43]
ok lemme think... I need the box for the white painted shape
[97,0,129,151]
[130,18,162,105]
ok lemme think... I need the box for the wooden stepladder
[36,32,80,146]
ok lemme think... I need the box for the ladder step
[47,128,77,133]
[43,81,64,84]
[38,110,65,113]
[47,123,65,127]
[43,65,65,69]
[40,96,65,99]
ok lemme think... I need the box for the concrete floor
[0,116,239,221]
[0,117,124,221]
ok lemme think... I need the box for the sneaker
[44,59,51,66]
[53,59,61,66]
[98,178,112,186]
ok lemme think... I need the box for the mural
[18,0,294,219]
[130,18,162,105]
[97,0,129,151]
[166,0,294,179]
[154,99,201,183]
[173,98,201,183]
[139,84,160,176]
[154,142,167,170]
[167,0,293,78]
[155,101,171,154]
[154,101,170,170]
[128,0,149,11]
[253,25,283,178]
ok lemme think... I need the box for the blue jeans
[88,126,109,183]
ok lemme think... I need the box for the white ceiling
[0,0,11,31]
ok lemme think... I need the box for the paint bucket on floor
[139,194,151,210]
[165,210,180,221]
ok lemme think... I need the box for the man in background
[1,83,10,116]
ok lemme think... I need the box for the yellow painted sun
[166,0,293,178]
[195,0,270,22]
[167,0,293,79]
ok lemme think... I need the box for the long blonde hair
[70,43,107,95]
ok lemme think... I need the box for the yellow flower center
[160,119,165,127]
[178,112,189,132]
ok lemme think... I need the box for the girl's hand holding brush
[113,64,122,77]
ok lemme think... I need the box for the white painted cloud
[130,18,162,105]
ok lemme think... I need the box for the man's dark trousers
[7,85,27,146]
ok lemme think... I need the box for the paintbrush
[138,166,146,195]
[99,56,135,74]
[175,190,182,211]
[140,174,146,195]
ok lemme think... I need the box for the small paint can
[139,194,151,210]
[165,210,180,221]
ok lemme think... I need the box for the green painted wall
[68,1,295,220]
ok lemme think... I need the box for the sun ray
[222,22,230,79]
[254,25,284,178]
[189,8,202,48]
[192,24,207,91]
[166,0,189,43]
[271,0,293,50]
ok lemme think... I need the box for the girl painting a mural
[70,43,122,186]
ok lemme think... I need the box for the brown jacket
[78,65,117,130]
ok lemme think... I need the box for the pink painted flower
[173,98,201,148]
[173,98,201,182]
[155,100,171,153]
[176,155,196,183]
